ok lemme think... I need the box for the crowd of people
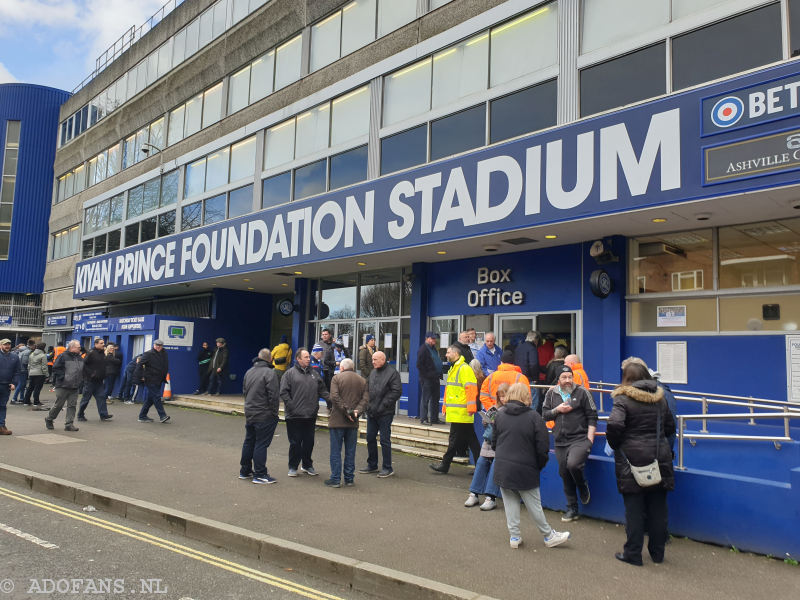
[0,327,677,564]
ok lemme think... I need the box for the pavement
[0,392,798,600]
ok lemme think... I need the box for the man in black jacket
[280,348,329,477]
[240,348,280,484]
[77,338,113,422]
[416,331,442,425]
[541,365,598,522]
[46,340,84,432]
[137,340,171,423]
[319,328,336,391]
[360,351,402,478]
[208,337,229,395]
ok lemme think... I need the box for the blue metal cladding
[0,83,70,294]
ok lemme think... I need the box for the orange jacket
[50,346,66,366]
[570,363,589,389]
[479,363,530,409]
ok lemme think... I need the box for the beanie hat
[365,334,375,343]
[311,343,323,353]
[558,365,573,376]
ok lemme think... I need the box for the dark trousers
[12,372,27,402]
[208,370,225,394]
[119,371,134,400]
[419,377,441,423]
[139,383,167,419]
[366,413,394,470]
[0,384,9,426]
[23,375,46,404]
[104,374,119,399]
[197,366,210,393]
[78,380,110,418]
[323,371,333,391]
[286,417,316,470]
[622,489,669,563]
[555,438,593,509]
[240,418,279,479]
[441,422,481,469]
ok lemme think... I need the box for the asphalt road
[0,480,374,600]
[1,394,798,600]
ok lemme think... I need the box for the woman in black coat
[606,363,676,566]
[194,342,212,394]
[492,383,570,549]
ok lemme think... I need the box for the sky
[0,0,170,93]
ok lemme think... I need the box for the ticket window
[497,313,577,356]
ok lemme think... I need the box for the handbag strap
[619,402,662,465]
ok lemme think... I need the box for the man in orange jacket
[565,354,589,389]
[479,350,530,409]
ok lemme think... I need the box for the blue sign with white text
[0,315,11,326]
[73,61,800,299]
[73,315,155,333]
[46,315,69,327]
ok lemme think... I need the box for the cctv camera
[791,199,800,210]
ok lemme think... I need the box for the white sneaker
[464,493,479,507]
[510,537,522,549]
[479,497,497,511]
[544,530,570,548]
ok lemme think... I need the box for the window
[185,17,200,57]
[296,104,330,159]
[430,105,485,161]
[107,229,121,252]
[580,43,666,117]
[628,230,713,294]
[73,165,85,194]
[168,105,185,146]
[228,185,253,218]
[262,171,291,209]
[383,58,431,126]
[185,158,206,199]
[430,0,454,9]
[157,41,171,79]
[82,238,94,259]
[490,80,557,143]
[124,223,139,247]
[581,0,668,53]
[628,298,717,332]
[149,117,165,153]
[159,171,178,207]
[250,51,274,103]
[182,202,203,230]
[275,35,302,90]
[204,194,226,224]
[202,82,223,128]
[230,136,256,182]
[107,142,122,178]
[123,135,136,169]
[184,94,203,138]
[232,0,249,23]
[294,159,327,200]
[228,65,251,114]
[378,0,416,37]
[791,0,800,57]
[205,147,230,191]
[490,4,558,87]
[331,86,369,146]
[110,195,124,224]
[380,125,426,174]
[719,220,800,289]
[432,33,488,109]
[127,185,144,219]
[341,0,376,56]
[94,235,107,257]
[265,119,296,169]
[142,178,160,214]
[51,225,80,260]
[0,121,20,257]
[672,4,782,91]
[140,216,157,242]
[311,11,342,72]
[158,211,176,237]
[329,145,367,190]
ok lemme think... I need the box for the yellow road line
[0,486,344,600]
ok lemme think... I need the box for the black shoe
[377,469,394,478]
[100,414,113,421]
[193,390,201,395]
[579,483,591,505]
[31,405,48,411]
[44,418,54,430]
[615,552,643,566]
[429,463,448,474]
[420,420,429,425]
[650,554,664,564]
[358,466,378,474]
[64,425,79,432]
[77,416,87,422]
[344,481,355,487]
[561,508,579,522]
[324,479,341,488]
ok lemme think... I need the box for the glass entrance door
[497,313,579,356]
[497,316,535,352]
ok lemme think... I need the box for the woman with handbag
[607,362,676,566]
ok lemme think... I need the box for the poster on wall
[657,341,688,384]
[657,305,687,327]
[439,332,450,348]
[785,335,800,403]
[159,320,194,348]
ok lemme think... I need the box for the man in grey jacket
[240,348,280,485]
[360,351,402,478]
[46,340,84,432]
[279,348,329,477]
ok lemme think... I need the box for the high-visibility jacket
[570,363,590,389]
[443,356,478,423]
[479,363,530,410]
[271,343,292,372]
[51,346,66,367]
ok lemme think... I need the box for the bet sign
[467,267,524,307]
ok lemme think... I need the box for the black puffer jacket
[280,363,329,419]
[541,385,598,446]
[104,350,122,377]
[366,363,402,417]
[491,401,550,491]
[83,348,106,382]
[606,380,676,494]
[243,360,280,423]
[136,347,169,386]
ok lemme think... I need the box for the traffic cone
[163,374,172,400]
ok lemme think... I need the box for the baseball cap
[154,339,165,346]
[425,331,440,339]
[0,338,11,345]
[216,337,226,344]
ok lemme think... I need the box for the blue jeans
[139,383,167,420]
[12,372,27,402]
[208,371,225,394]
[469,455,500,498]
[0,383,10,426]
[78,379,110,418]
[240,418,279,479]
[329,427,358,483]
[104,374,119,399]
[366,413,393,471]
[531,387,541,413]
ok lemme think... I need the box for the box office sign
[467,267,525,307]
[704,128,800,184]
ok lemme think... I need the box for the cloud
[0,62,18,84]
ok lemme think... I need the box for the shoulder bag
[620,407,662,488]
